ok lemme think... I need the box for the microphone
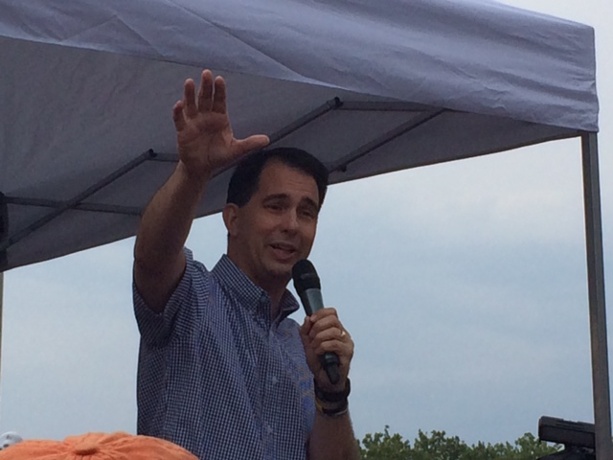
[292,259,340,385]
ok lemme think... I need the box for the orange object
[0,432,198,459]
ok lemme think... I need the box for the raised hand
[172,69,270,181]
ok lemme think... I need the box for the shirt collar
[212,254,300,322]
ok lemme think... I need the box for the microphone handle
[300,288,340,385]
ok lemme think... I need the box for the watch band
[314,378,351,403]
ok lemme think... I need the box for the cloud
[2,245,138,439]
[304,135,599,442]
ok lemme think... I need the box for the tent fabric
[0,0,599,271]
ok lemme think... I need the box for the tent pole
[0,271,3,386]
[581,132,612,459]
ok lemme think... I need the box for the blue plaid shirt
[133,249,315,459]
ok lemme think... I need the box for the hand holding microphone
[292,259,353,388]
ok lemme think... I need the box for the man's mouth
[269,242,297,258]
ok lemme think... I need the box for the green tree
[500,432,563,460]
[358,427,561,460]
[359,426,411,459]
[411,430,470,460]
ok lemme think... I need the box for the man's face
[224,160,320,291]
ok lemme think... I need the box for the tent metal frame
[581,132,611,458]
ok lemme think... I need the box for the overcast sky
[1,0,611,448]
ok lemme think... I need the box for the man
[133,69,359,459]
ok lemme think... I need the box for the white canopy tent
[0,0,608,456]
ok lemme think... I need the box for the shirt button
[271,376,278,385]
[266,425,274,435]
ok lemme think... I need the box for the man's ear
[222,203,239,237]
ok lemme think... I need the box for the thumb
[300,316,312,339]
[233,135,270,156]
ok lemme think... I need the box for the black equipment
[292,259,340,385]
[538,416,596,460]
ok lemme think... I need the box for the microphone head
[292,259,321,294]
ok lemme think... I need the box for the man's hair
[226,147,329,208]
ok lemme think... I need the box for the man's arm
[133,162,206,312]
[309,412,360,460]
[133,70,269,312]
[300,309,361,460]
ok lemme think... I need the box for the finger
[308,314,342,340]
[314,338,353,362]
[300,316,313,338]
[211,76,227,114]
[319,332,354,355]
[232,135,270,157]
[310,326,346,349]
[172,100,186,131]
[313,325,349,347]
[197,69,214,112]
[309,307,338,323]
[183,79,198,117]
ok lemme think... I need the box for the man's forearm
[133,162,210,311]
[309,411,361,460]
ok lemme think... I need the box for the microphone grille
[292,259,321,293]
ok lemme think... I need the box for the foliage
[359,426,412,460]
[358,426,561,460]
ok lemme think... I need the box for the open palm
[172,70,269,179]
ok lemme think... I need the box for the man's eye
[300,209,317,219]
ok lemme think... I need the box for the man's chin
[266,261,295,281]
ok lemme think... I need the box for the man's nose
[281,209,299,231]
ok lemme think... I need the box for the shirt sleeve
[133,248,210,347]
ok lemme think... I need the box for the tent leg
[581,132,612,459]
[0,271,3,387]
